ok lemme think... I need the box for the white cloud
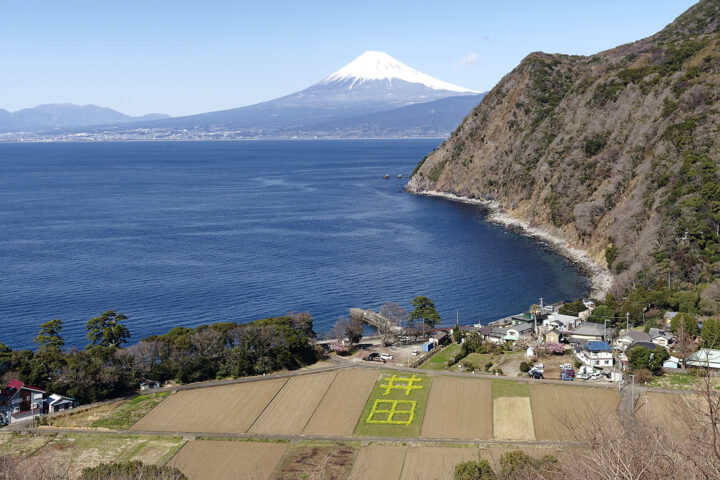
[455,52,480,68]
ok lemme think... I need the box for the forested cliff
[408,0,720,294]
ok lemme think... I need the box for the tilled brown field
[169,440,288,480]
[302,369,378,436]
[349,445,407,480]
[420,376,493,440]
[635,391,697,435]
[529,384,620,440]
[400,446,479,480]
[130,377,287,434]
[249,371,337,435]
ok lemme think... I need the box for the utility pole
[626,312,630,331]
[604,319,609,342]
[630,374,636,416]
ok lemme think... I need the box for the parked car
[411,350,420,356]
[529,370,544,379]
[590,372,603,380]
[380,353,393,360]
[363,353,385,363]
[577,373,590,380]
[534,363,544,369]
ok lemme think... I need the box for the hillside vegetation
[408,0,720,299]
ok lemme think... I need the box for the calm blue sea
[0,140,589,349]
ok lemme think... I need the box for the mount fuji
[6,52,486,139]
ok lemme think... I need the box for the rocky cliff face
[408,0,720,292]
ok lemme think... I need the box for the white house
[542,313,581,332]
[686,349,720,370]
[505,323,534,342]
[44,394,77,413]
[575,341,614,368]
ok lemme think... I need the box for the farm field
[492,380,534,441]
[350,444,407,480]
[249,371,336,435]
[169,439,288,480]
[399,446,479,480]
[529,383,620,440]
[0,432,56,457]
[18,433,186,478]
[635,392,697,435]
[302,369,378,436]
[419,343,461,370]
[274,441,359,480]
[420,376,493,440]
[354,372,432,438]
[130,377,288,434]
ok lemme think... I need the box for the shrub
[635,368,653,384]
[454,460,497,480]
[519,361,531,373]
[485,361,493,372]
[574,361,582,369]
[80,461,187,480]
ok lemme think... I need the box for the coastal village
[341,297,715,386]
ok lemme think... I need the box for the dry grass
[169,440,288,480]
[249,372,336,435]
[420,376,493,440]
[34,434,184,478]
[48,401,124,428]
[349,445,407,480]
[399,446,479,480]
[302,369,377,436]
[274,442,358,480]
[529,383,619,441]
[492,397,535,440]
[130,377,288,434]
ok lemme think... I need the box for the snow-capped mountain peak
[321,51,477,93]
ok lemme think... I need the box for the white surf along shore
[414,190,613,299]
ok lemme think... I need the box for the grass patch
[91,392,169,430]
[354,372,431,438]
[648,372,720,390]
[492,380,529,398]
[0,433,56,457]
[195,436,290,443]
[452,353,495,371]
[419,344,461,370]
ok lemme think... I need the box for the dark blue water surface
[0,140,589,349]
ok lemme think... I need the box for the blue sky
[1,1,697,116]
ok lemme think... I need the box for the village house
[544,328,562,344]
[0,380,44,424]
[504,323,534,342]
[429,330,449,347]
[567,323,609,344]
[648,328,675,348]
[615,330,652,350]
[44,394,77,414]
[686,349,720,370]
[479,326,507,344]
[542,312,581,332]
[575,341,614,368]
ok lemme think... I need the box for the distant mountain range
[1,51,485,140]
[0,104,169,132]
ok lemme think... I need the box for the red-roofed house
[0,379,45,424]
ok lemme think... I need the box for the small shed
[422,340,434,352]
[44,394,77,414]
[139,380,161,391]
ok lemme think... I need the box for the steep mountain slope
[0,104,168,132]
[408,0,720,292]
